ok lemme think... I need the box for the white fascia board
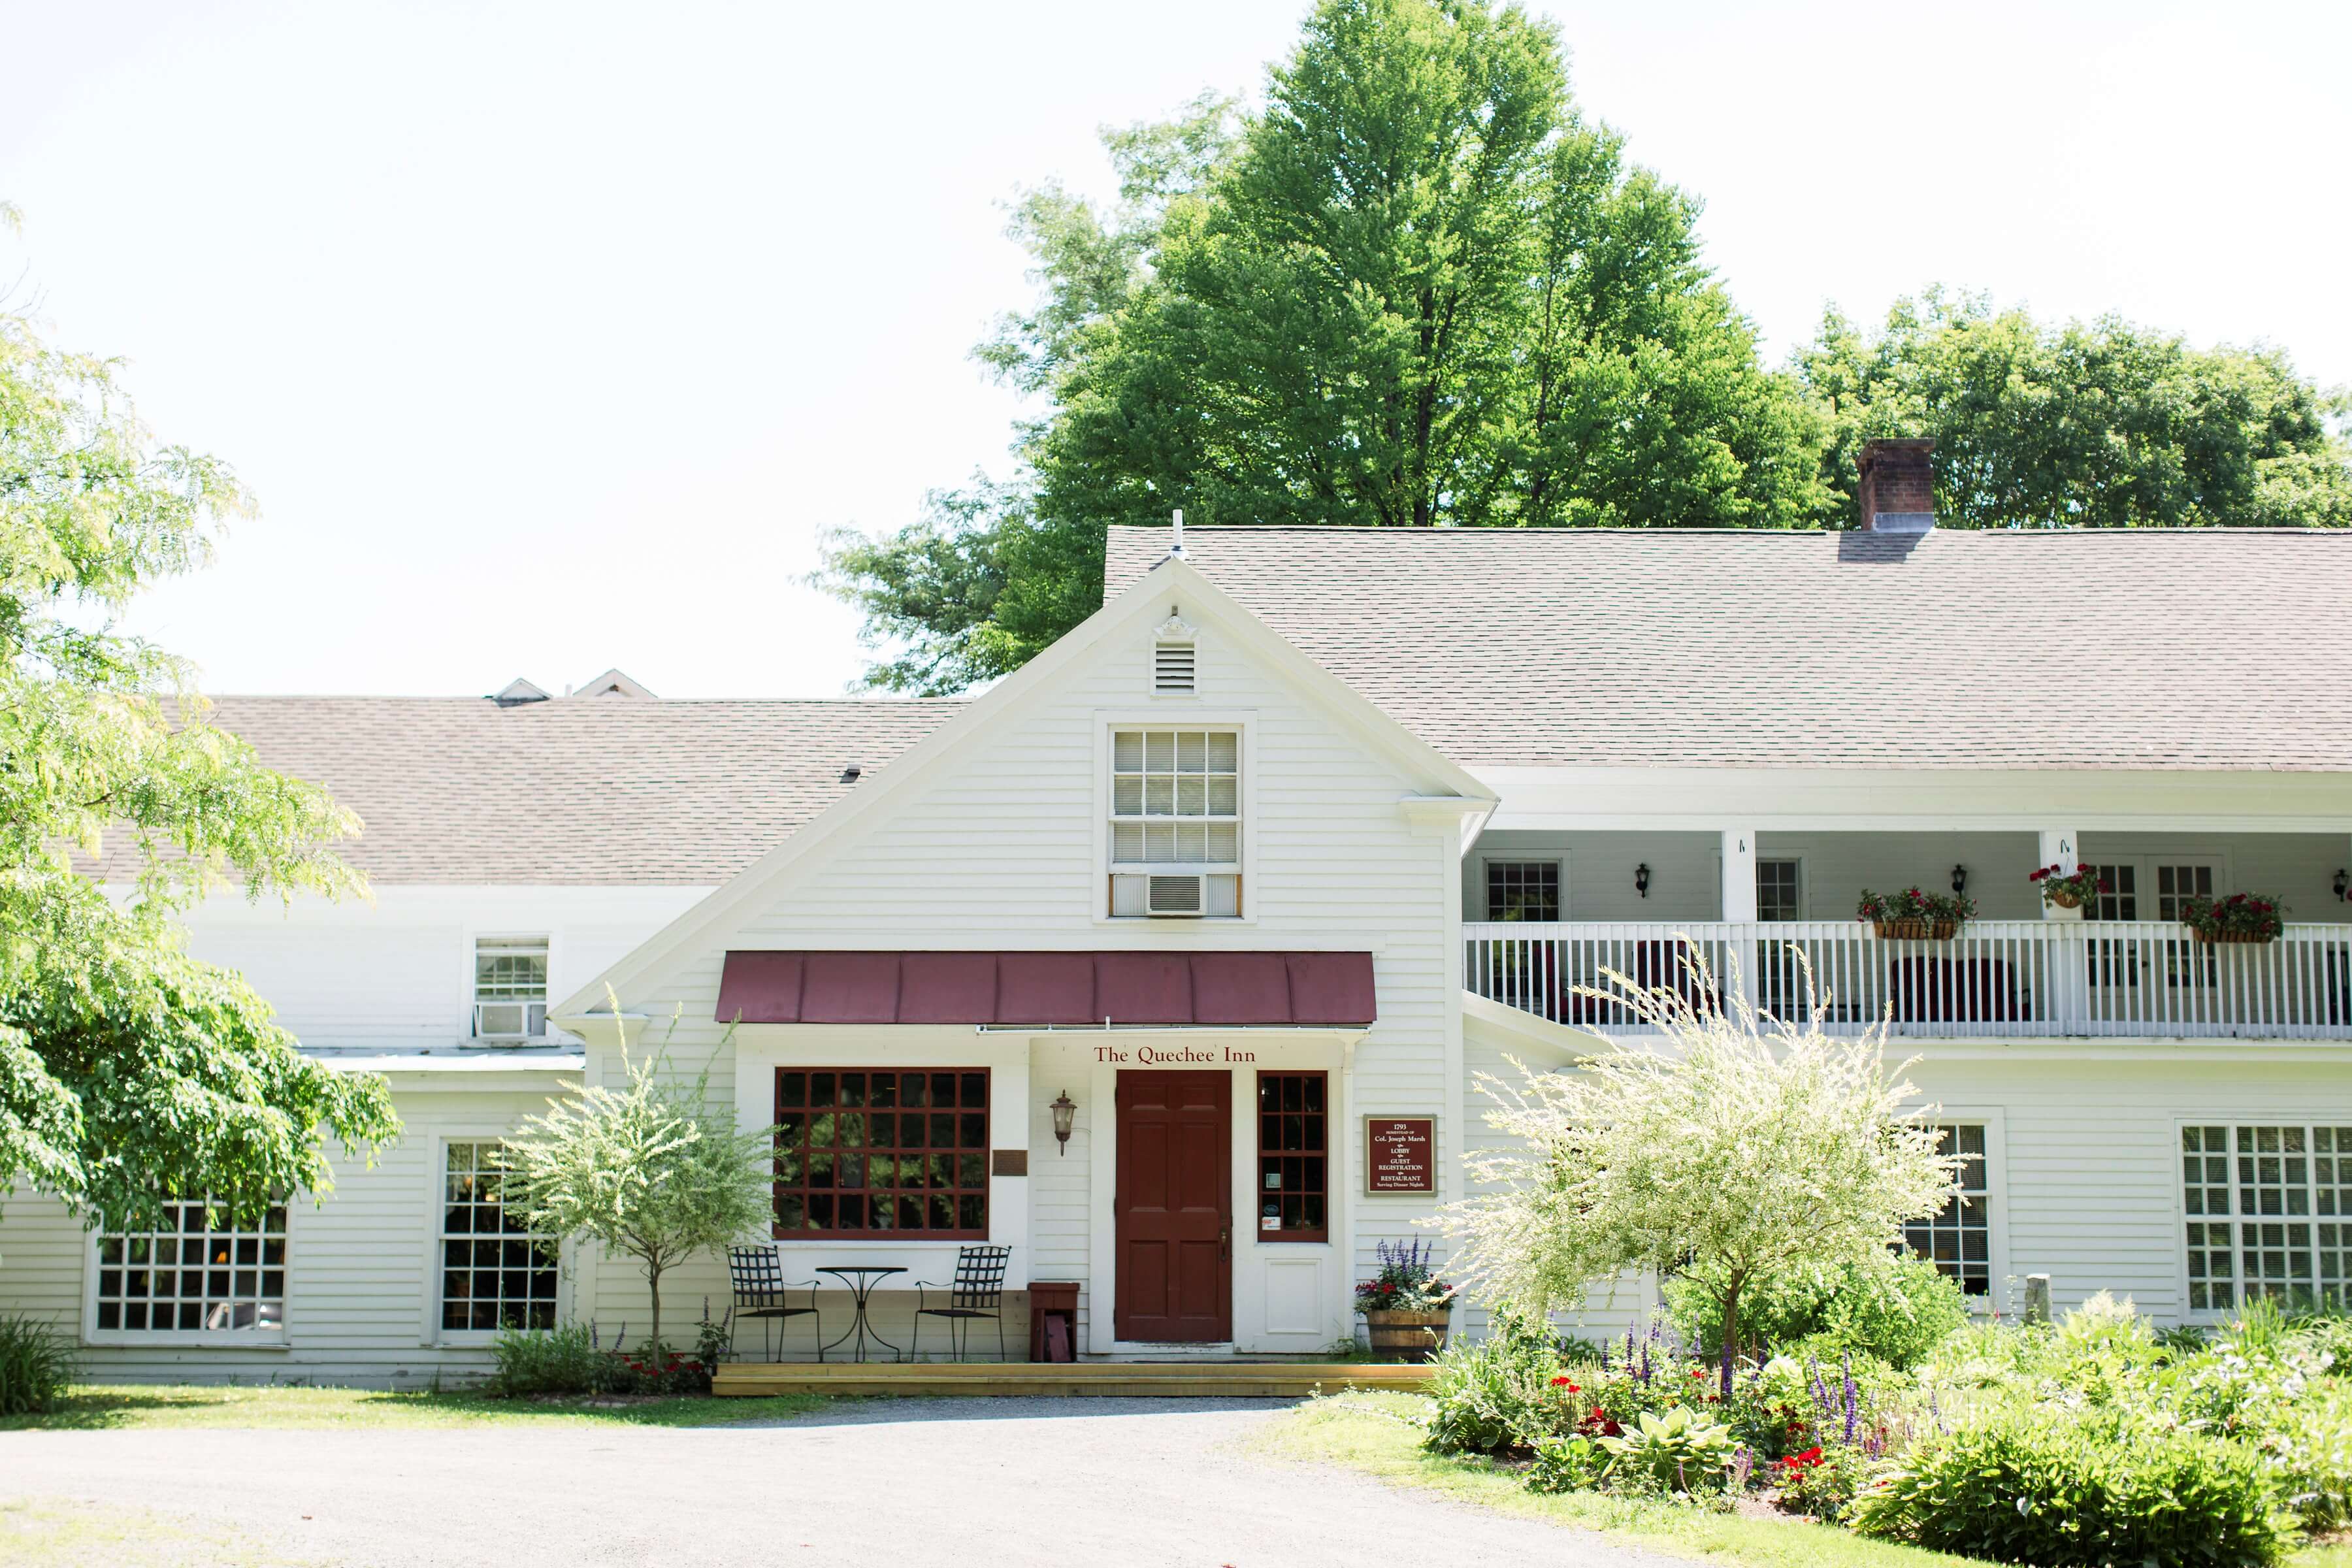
[550,556,1492,1021]
[1473,766,2352,832]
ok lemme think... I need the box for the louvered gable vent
[1152,610,1198,694]
[1154,641,1196,693]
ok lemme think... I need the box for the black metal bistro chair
[913,1245,1011,1362]
[727,1245,825,1362]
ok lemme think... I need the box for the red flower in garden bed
[1778,1446,1825,1473]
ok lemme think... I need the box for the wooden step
[713,1359,1436,1399]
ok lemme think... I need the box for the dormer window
[1110,728,1240,918]
[473,937,548,1039]
[1152,612,1197,694]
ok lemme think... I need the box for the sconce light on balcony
[1950,864,1968,896]
[1633,863,1651,899]
[2336,868,2349,903]
[1049,1090,1077,1154]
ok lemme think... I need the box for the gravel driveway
[0,1396,1686,1567]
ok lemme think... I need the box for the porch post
[2038,826,2088,1034]
[1722,828,1757,1011]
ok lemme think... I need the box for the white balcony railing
[1465,921,2352,1041]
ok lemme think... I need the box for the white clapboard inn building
[5,441,2349,1383]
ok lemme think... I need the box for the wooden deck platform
[713,1359,1437,1399]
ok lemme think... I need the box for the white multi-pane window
[1484,861,1561,922]
[439,1142,559,1332]
[1756,860,1802,921]
[1901,1124,1991,1296]
[2181,1124,2352,1313]
[1109,728,1240,918]
[95,1201,287,1333]
[473,937,548,1039]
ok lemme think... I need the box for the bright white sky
[5,0,2345,698]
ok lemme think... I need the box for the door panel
[1114,1071,1232,1342]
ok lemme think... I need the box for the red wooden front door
[1113,1071,1232,1343]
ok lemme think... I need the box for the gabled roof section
[90,696,960,885]
[552,555,1495,1019]
[570,667,657,700]
[1105,525,2352,772]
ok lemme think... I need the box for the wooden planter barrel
[1362,1309,1452,1361]
[1872,919,1957,941]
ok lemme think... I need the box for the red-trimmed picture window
[1256,1071,1328,1242]
[773,1069,990,1238]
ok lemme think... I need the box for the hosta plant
[1597,1407,1738,1495]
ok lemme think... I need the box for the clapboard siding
[167,886,709,1053]
[1,1075,575,1386]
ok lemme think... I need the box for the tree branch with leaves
[1,209,397,1230]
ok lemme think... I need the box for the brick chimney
[1855,438,1936,532]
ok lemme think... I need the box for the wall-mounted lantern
[1950,864,1968,896]
[1633,863,1650,899]
[2336,868,2349,903]
[1050,1090,1077,1154]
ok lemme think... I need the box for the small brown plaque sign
[1365,1116,1436,1194]
[991,1149,1028,1177]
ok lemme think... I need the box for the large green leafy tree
[1798,289,2352,529]
[820,0,1823,691]
[1,216,398,1231]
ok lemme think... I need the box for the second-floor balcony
[1466,921,2352,1041]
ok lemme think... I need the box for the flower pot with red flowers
[2181,892,2284,945]
[1354,1239,1455,1361]
[1857,887,1974,941]
[2028,863,2106,911]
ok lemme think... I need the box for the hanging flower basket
[2181,892,2284,947]
[1873,919,1957,941]
[1858,888,1972,941]
[2029,863,2105,911]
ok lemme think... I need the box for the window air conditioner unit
[474,1002,547,1038]
[1145,874,1207,918]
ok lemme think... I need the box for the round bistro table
[817,1265,907,1363]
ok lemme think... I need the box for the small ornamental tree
[497,1013,772,1353]
[1439,947,1958,1395]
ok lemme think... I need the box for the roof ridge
[1106,522,2345,539]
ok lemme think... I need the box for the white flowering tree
[1439,949,1958,1394]
[497,1015,772,1353]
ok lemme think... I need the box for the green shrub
[1597,1407,1738,1496]
[0,1313,76,1415]
[487,1321,615,1396]
[1667,1255,1968,1371]
[1422,1307,1561,1455]
[1850,1415,2291,1567]
[2245,1386,2352,1533]
[1526,1434,1607,1494]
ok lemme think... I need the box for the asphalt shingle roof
[96,695,962,885]
[1105,525,2352,772]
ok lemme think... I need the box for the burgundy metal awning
[715,951,1377,1028]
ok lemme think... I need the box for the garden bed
[1373,1297,2352,1568]
[1268,1389,2352,1568]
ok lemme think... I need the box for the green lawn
[1257,1392,2352,1568]
[0,1382,825,1432]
